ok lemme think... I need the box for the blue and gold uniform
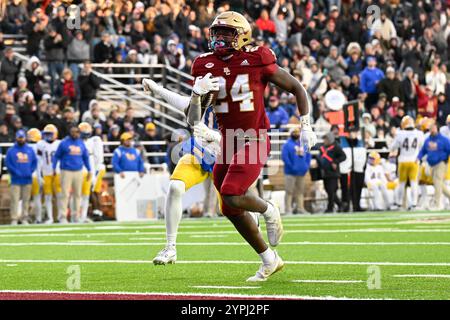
[170,106,219,190]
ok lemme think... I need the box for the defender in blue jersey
[143,78,222,264]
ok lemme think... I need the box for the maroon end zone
[0,291,303,300]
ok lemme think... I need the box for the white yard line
[0,289,380,300]
[2,241,450,246]
[1,212,449,231]
[392,274,450,278]
[190,286,261,290]
[1,259,450,267]
[291,280,365,284]
[1,228,450,238]
[189,235,229,238]
[2,213,450,233]
[67,240,104,243]
[128,238,165,241]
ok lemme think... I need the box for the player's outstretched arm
[267,68,317,150]
[142,78,190,112]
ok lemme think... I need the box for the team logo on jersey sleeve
[223,67,231,75]
[205,62,214,68]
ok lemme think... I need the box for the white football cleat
[246,251,284,282]
[142,78,158,93]
[153,246,177,265]
[264,201,284,247]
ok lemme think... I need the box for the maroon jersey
[191,46,279,135]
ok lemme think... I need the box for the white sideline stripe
[393,274,450,279]
[0,290,378,300]
[190,235,228,238]
[2,241,450,246]
[128,238,165,241]
[1,259,450,267]
[190,286,261,290]
[67,240,104,243]
[0,212,449,231]
[292,280,365,284]
[1,228,450,238]
[0,219,432,234]
[2,213,450,233]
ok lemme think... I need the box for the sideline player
[78,122,104,223]
[390,116,424,209]
[91,123,106,218]
[365,151,390,210]
[186,12,317,281]
[27,128,42,223]
[36,125,62,224]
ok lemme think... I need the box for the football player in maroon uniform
[187,12,317,281]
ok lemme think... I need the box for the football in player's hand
[201,90,219,109]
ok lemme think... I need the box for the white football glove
[142,78,159,93]
[192,73,219,95]
[300,115,317,151]
[193,122,221,144]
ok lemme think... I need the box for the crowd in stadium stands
[1,0,450,221]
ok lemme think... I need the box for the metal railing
[90,64,192,133]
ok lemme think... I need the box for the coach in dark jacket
[318,132,347,213]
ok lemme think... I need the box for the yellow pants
[43,175,62,195]
[445,158,450,180]
[419,166,434,185]
[398,162,419,183]
[93,169,106,193]
[31,177,40,197]
[387,181,398,190]
[82,171,93,196]
[170,154,211,191]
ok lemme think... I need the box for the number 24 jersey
[191,46,279,135]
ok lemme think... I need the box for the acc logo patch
[205,62,214,68]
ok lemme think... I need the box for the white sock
[80,196,89,221]
[396,182,406,206]
[259,248,275,266]
[56,193,64,221]
[33,195,42,222]
[410,181,418,207]
[262,201,275,221]
[45,195,53,222]
[165,180,185,247]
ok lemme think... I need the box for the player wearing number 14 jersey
[36,124,62,224]
[390,116,424,209]
[187,11,317,281]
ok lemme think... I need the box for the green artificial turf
[0,211,450,299]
